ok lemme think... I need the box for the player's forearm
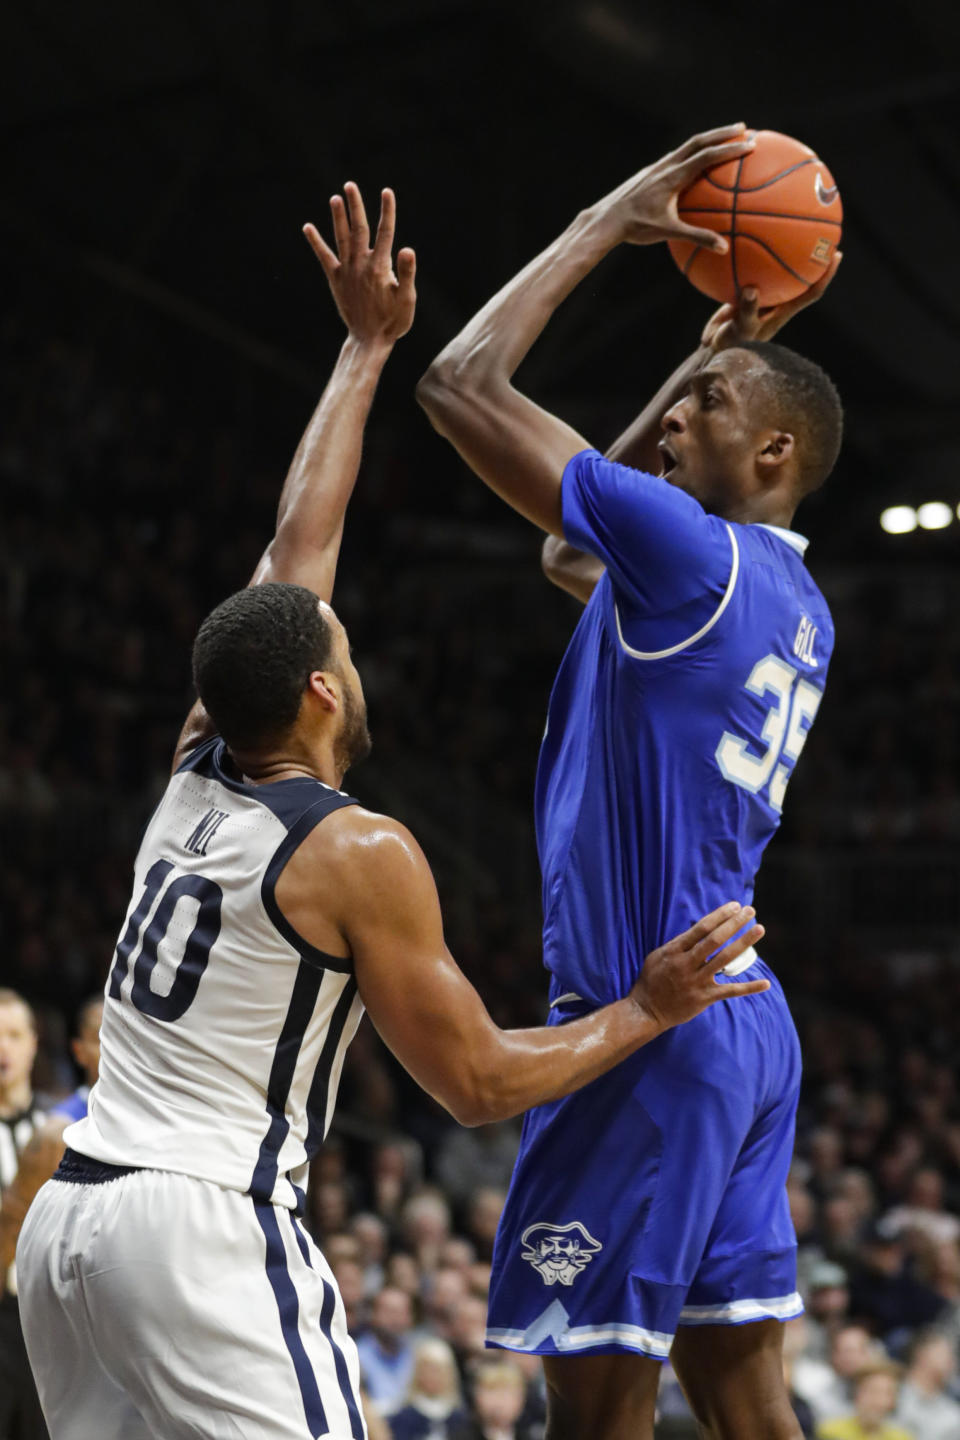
[418,207,617,407]
[606,345,708,473]
[461,996,664,1126]
[251,335,392,598]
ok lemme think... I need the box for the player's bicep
[562,449,732,616]
[418,374,587,536]
[341,823,499,1124]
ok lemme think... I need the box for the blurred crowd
[4,320,960,1438]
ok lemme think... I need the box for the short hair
[736,340,844,495]
[192,583,335,750]
[0,989,36,1033]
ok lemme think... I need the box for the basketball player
[0,996,103,1287]
[0,989,48,1440]
[16,185,765,1440]
[417,123,844,1439]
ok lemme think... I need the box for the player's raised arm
[416,125,754,536]
[279,808,767,1127]
[173,184,415,769]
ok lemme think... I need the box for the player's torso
[536,524,834,1007]
[68,738,365,1211]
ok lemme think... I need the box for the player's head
[659,342,843,521]
[191,582,370,779]
[0,988,38,1100]
[72,995,103,1087]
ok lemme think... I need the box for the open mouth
[658,441,678,478]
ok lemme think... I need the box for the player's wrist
[340,333,394,367]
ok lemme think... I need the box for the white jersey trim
[677,1291,803,1325]
[614,524,739,662]
[756,523,809,556]
[487,1322,673,1357]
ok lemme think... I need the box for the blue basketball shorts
[486,961,803,1359]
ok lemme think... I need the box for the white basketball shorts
[17,1152,366,1439]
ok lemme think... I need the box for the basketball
[668,129,843,306]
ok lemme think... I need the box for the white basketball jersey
[66,737,365,1211]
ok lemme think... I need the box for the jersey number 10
[715,654,822,813]
[107,860,223,1021]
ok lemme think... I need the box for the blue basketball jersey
[536,449,834,1009]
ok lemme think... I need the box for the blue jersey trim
[290,1214,365,1440]
[262,808,354,976]
[305,978,359,1158]
[254,1201,328,1437]
[250,964,325,1203]
[179,735,355,974]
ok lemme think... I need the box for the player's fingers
[712,978,771,1001]
[678,136,755,185]
[703,922,765,973]
[330,194,351,261]
[793,249,843,309]
[673,222,729,255]
[373,188,396,265]
[344,181,370,251]
[674,901,743,951]
[302,224,339,279]
[694,913,760,969]
[673,122,749,162]
[396,246,416,288]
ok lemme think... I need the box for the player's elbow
[416,357,464,428]
[440,1056,512,1129]
[416,352,500,430]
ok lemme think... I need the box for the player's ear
[757,430,794,474]
[306,669,340,714]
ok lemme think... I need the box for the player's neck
[721,495,798,530]
[0,1079,32,1118]
[232,742,343,793]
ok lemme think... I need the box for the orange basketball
[668,129,842,306]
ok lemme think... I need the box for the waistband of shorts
[53,1147,143,1185]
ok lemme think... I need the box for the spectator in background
[448,1294,489,1389]
[804,1262,852,1361]
[421,1268,469,1345]
[848,1220,946,1341]
[450,1360,536,1440]
[895,1330,960,1440]
[817,1362,914,1440]
[433,1122,521,1208]
[0,989,47,1440]
[793,1323,880,1425]
[353,1212,389,1297]
[372,1141,423,1224]
[357,1286,417,1413]
[465,1188,505,1264]
[332,1257,368,1336]
[390,1338,466,1439]
[401,1191,452,1275]
[885,1169,960,1249]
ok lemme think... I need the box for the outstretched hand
[595,123,756,253]
[702,251,843,354]
[632,901,768,1032]
[303,183,416,346]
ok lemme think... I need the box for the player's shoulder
[290,804,426,880]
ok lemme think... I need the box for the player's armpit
[542,535,605,605]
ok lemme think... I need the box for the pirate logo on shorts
[520,1221,603,1287]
